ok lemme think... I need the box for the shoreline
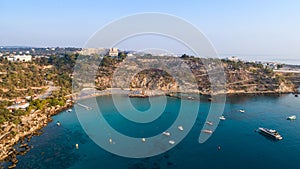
[0,102,73,168]
[75,88,299,100]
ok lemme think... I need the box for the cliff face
[129,69,178,91]
[94,57,296,94]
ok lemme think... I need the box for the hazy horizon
[1,0,300,62]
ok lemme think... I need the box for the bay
[2,94,300,169]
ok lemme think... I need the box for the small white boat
[141,138,146,142]
[169,140,175,145]
[178,126,184,131]
[239,109,245,113]
[75,144,79,149]
[109,138,113,144]
[67,109,72,112]
[56,122,61,126]
[206,121,213,126]
[219,116,226,121]
[202,129,213,134]
[287,115,296,120]
[163,131,171,136]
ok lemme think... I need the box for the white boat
[219,116,226,121]
[56,122,61,126]
[178,126,184,131]
[287,115,296,120]
[206,121,213,125]
[163,131,171,136]
[169,140,175,145]
[258,127,283,140]
[202,129,213,134]
[67,109,72,112]
[239,109,245,113]
[141,138,146,142]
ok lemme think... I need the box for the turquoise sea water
[2,94,300,169]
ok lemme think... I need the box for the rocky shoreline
[0,102,73,168]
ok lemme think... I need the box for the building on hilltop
[5,54,32,62]
[14,55,32,62]
[109,48,118,57]
[7,102,30,111]
[227,56,240,62]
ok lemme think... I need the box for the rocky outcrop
[0,103,72,163]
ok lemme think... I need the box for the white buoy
[75,144,79,149]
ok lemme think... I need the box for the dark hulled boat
[258,127,282,140]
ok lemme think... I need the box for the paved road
[38,81,59,99]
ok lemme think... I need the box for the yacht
[163,131,171,136]
[206,121,213,126]
[258,127,283,140]
[219,116,226,121]
[169,140,175,145]
[287,115,296,120]
[202,129,213,134]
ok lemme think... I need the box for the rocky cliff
[93,57,296,95]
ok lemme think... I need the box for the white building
[109,48,118,57]
[227,56,239,62]
[7,102,30,110]
[6,57,14,61]
[13,55,32,62]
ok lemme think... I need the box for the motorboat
[287,115,296,120]
[202,129,213,134]
[258,127,283,140]
[169,140,175,145]
[206,121,213,126]
[187,96,194,100]
[219,116,226,120]
[67,109,72,112]
[239,109,245,113]
[163,131,171,136]
[178,126,184,131]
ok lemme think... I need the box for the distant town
[1,46,299,70]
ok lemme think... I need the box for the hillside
[93,56,296,95]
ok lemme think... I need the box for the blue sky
[1,0,300,61]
